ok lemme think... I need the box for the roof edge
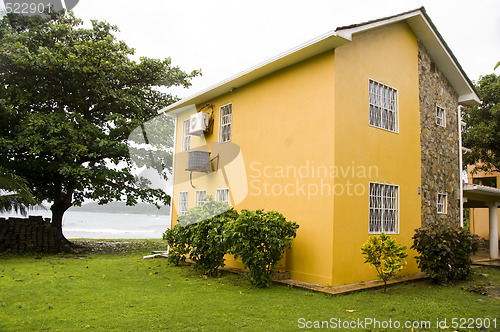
[335,6,480,105]
[162,7,480,114]
[464,183,500,196]
[335,7,424,36]
[417,8,480,105]
[161,30,349,114]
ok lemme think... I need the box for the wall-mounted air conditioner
[186,150,212,172]
[189,112,209,136]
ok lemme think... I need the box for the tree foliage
[462,74,500,173]
[0,11,199,241]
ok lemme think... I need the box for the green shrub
[188,198,238,276]
[164,204,300,286]
[227,210,299,288]
[163,196,238,275]
[411,222,479,284]
[361,233,408,292]
[162,222,193,266]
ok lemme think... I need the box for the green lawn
[0,239,499,331]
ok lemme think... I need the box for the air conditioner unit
[186,150,212,172]
[189,112,209,136]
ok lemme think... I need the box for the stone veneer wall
[418,42,460,226]
[0,216,63,253]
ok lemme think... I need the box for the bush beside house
[163,197,299,287]
[412,221,479,284]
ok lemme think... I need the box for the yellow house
[161,7,480,286]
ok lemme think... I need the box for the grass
[0,239,499,331]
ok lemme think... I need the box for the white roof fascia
[335,11,421,41]
[458,93,482,106]
[164,104,196,117]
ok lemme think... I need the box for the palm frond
[0,167,39,215]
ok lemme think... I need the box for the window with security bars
[219,104,232,143]
[369,79,398,132]
[436,105,446,127]
[369,182,399,234]
[437,193,447,214]
[216,188,229,204]
[178,191,188,215]
[195,190,207,206]
[182,119,191,152]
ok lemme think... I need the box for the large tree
[0,11,199,244]
[462,73,500,173]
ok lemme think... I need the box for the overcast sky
[1,1,498,98]
[65,0,500,99]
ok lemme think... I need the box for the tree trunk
[50,200,74,249]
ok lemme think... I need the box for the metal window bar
[219,104,232,143]
[179,191,188,215]
[436,106,445,127]
[369,183,399,234]
[196,190,206,206]
[437,193,446,213]
[182,119,191,152]
[216,188,229,204]
[369,80,398,132]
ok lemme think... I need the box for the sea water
[0,209,171,239]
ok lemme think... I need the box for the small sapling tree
[361,233,408,292]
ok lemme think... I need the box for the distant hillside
[69,201,170,215]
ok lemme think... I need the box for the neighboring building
[162,7,480,286]
[467,166,500,241]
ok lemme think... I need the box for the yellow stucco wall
[331,22,421,285]
[173,51,337,284]
[171,21,423,286]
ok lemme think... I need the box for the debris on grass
[467,284,488,295]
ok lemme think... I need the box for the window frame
[219,103,232,143]
[195,190,207,206]
[436,105,446,127]
[178,191,188,216]
[182,118,191,152]
[437,192,447,214]
[216,188,230,204]
[369,182,400,234]
[368,79,399,133]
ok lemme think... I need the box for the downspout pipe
[458,106,464,228]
